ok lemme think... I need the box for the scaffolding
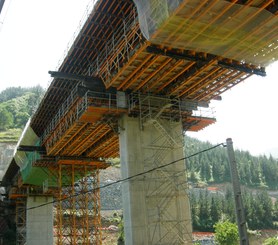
[128,93,216,132]
[49,162,103,245]
[42,87,125,157]
[88,7,143,85]
[30,0,277,139]
[15,199,26,245]
[126,95,193,243]
[141,122,193,243]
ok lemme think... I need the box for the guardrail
[42,88,125,151]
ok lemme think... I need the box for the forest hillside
[0,86,44,142]
[184,136,278,190]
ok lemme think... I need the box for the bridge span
[1,0,277,244]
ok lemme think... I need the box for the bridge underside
[2,0,277,244]
[30,0,277,154]
[26,0,277,167]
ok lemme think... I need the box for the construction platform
[0,0,277,244]
[30,0,277,143]
[22,0,276,185]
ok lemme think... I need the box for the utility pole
[226,138,249,245]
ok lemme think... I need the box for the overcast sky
[187,63,278,157]
[0,0,277,157]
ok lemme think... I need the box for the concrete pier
[26,196,53,245]
[119,115,192,244]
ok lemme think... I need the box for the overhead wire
[25,141,225,211]
[0,141,225,217]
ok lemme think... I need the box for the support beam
[218,61,266,76]
[146,45,266,77]
[119,115,193,244]
[48,71,105,90]
[17,145,46,153]
[146,45,214,63]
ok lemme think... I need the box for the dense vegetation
[0,86,44,141]
[185,136,278,231]
[185,136,278,189]
[214,221,239,245]
[190,186,278,231]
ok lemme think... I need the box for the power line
[26,142,225,211]
[3,142,225,215]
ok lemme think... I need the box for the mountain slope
[0,86,44,142]
[185,135,278,190]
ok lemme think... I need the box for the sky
[0,0,277,157]
[187,63,278,157]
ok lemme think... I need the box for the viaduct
[0,0,277,244]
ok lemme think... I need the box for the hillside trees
[0,85,44,103]
[185,135,278,189]
[0,107,13,130]
[0,86,44,130]
[189,187,277,231]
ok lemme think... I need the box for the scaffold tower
[15,199,26,245]
[54,162,102,245]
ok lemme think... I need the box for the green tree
[0,85,45,130]
[3,228,16,245]
[214,221,239,245]
[273,200,278,222]
[199,190,212,230]
[263,237,278,245]
[256,191,273,228]
[117,215,124,245]
[211,195,222,225]
[212,161,224,183]
[223,186,235,222]
[189,170,198,182]
[0,86,26,102]
[190,192,200,229]
[250,159,261,185]
[0,107,13,130]
[15,111,29,128]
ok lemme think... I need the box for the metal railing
[192,107,215,119]
[55,0,98,71]
[42,85,80,143]
[88,9,142,84]
[42,89,125,152]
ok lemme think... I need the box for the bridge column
[119,114,193,244]
[26,196,53,245]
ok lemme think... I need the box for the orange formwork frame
[54,162,103,245]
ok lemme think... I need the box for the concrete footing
[119,115,192,244]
